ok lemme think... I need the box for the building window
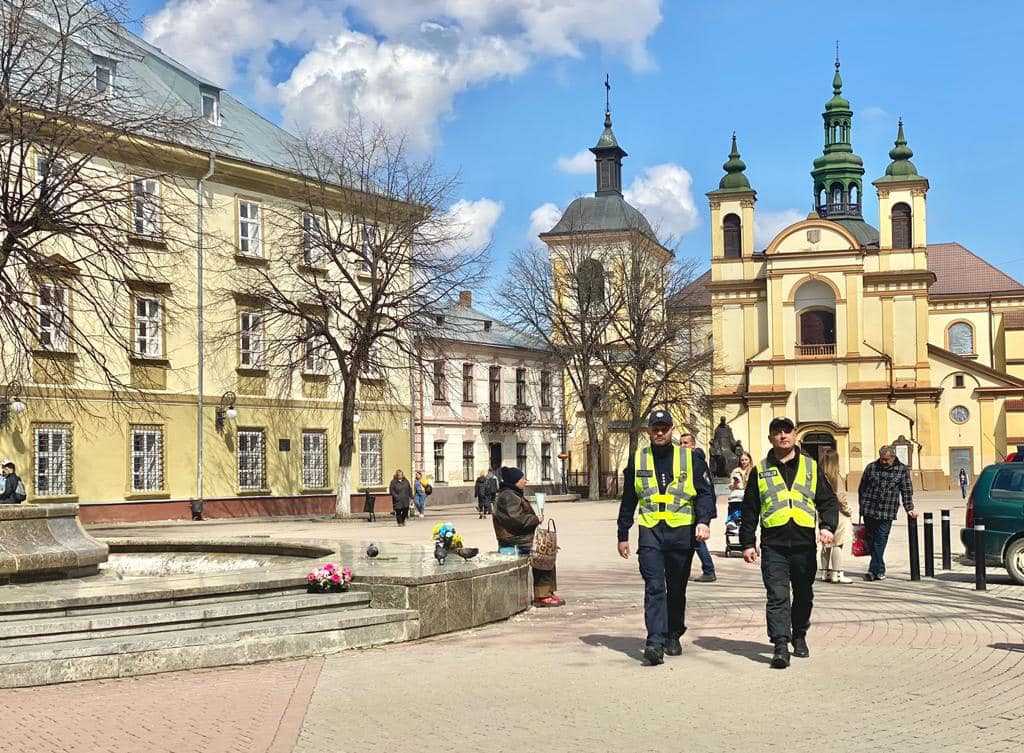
[723,213,741,258]
[540,370,552,409]
[302,430,328,488]
[515,368,527,406]
[954,374,965,388]
[35,155,68,210]
[948,322,974,356]
[462,363,474,403]
[950,406,970,425]
[578,259,606,310]
[799,310,836,345]
[130,425,163,492]
[516,442,528,473]
[489,366,501,405]
[237,429,266,490]
[357,222,378,272]
[541,442,552,481]
[132,178,161,236]
[37,283,69,351]
[95,64,112,95]
[891,202,912,249]
[463,441,475,482]
[432,360,446,403]
[238,200,261,256]
[202,92,219,125]
[434,440,446,483]
[303,320,327,374]
[34,424,72,496]
[133,297,162,358]
[303,212,324,266]
[359,432,383,487]
[239,311,264,367]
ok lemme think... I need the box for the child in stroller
[724,470,746,556]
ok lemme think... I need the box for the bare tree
[213,121,488,515]
[0,0,203,406]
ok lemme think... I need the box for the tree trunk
[335,374,359,517]
[585,412,601,501]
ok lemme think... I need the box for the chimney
[459,290,472,307]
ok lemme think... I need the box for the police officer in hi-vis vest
[740,417,838,669]
[618,409,715,666]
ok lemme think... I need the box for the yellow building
[701,59,1024,489]
[0,24,411,521]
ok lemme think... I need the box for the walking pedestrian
[818,449,852,584]
[618,410,715,666]
[473,469,493,518]
[413,471,427,518]
[493,466,563,608]
[857,445,916,581]
[0,461,25,504]
[958,468,969,500]
[679,432,716,583]
[390,469,413,526]
[741,417,838,669]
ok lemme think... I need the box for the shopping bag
[531,519,558,571]
[852,522,868,557]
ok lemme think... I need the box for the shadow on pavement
[578,633,645,661]
[691,636,772,665]
[990,643,1024,653]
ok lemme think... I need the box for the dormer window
[95,64,112,95]
[202,92,220,125]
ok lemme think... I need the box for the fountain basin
[0,504,108,582]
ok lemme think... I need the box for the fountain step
[0,590,370,644]
[0,607,419,688]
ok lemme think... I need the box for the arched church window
[849,184,859,206]
[800,309,836,345]
[794,279,837,351]
[891,202,912,248]
[831,183,844,209]
[948,322,975,356]
[817,188,826,208]
[723,213,741,258]
[577,258,606,310]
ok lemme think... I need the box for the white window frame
[239,310,264,368]
[302,430,328,489]
[37,283,69,351]
[303,320,327,374]
[433,440,446,483]
[359,431,383,487]
[132,177,161,236]
[237,429,266,491]
[303,212,326,266]
[34,424,72,496]
[516,441,528,473]
[357,222,378,272]
[133,296,162,358]
[131,426,164,492]
[202,92,220,125]
[462,441,475,482]
[541,442,552,481]
[238,200,261,257]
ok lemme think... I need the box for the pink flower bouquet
[306,562,353,593]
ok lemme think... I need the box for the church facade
[702,59,1024,490]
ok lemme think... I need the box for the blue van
[961,462,1024,584]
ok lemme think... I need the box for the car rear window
[992,468,1024,493]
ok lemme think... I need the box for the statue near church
[710,417,740,479]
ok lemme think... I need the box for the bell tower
[590,75,627,197]
[873,120,929,250]
[811,49,866,219]
[707,133,756,260]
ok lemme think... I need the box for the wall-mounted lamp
[0,384,27,429]
[215,391,238,432]
[353,412,361,424]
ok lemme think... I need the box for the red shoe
[532,595,563,608]
[550,594,566,606]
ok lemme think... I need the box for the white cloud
[623,163,700,240]
[528,202,563,243]
[555,149,594,175]
[442,198,504,253]
[754,208,805,249]
[860,105,891,122]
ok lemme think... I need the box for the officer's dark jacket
[739,450,839,549]
[617,443,716,543]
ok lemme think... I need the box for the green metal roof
[874,120,924,183]
[833,218,879,247]
[709,133,753,193]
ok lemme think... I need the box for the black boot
[664,636,682,656]
[792,636,809,658]
[643,645,664,666]
[771,641,790,669]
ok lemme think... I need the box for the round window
[950,406,970,424]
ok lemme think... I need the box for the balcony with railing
[795,343,836,358]
[816,203,860,219]
[482,403,535,433]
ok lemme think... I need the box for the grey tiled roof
[542,194,658,241]
[432,304,550,353]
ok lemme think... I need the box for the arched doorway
[801,432,836,463]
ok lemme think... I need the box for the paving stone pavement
[6,493,1023,753]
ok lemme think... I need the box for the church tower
[708,133,757,259]
[811,52,865,218]
[873,120,930,250]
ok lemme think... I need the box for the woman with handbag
[492,466,564,608]
[819,449,853,583]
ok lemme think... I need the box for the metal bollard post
[923,512,935,577]
[974,522,987,591]
[907,513,921,581]
[940,509,952,570]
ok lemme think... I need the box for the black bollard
[940,509,952,570]
[923,512,935,577]
[907,513,921,581]
[974,522,987,591]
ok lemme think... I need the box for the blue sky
[128,1,1023,278]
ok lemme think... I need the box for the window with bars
[34,424,72,496]
[238,200,261,256]
[462,363,474,403]
[239,310,264,367]
[302,430,328,488]
[432,360,447,403]
[38,284,69,351]
[133,297,162,358]
[462,441,475,482]
[359,432,383,487]
[516,442,528,473]
[131,426,163,492]
[132,178,161,236]
[434,440,446,483]
[515,368,527,406]
[237,429,266,490]
[541,442,552,481]
[540,370,552,408]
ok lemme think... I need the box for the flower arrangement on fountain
[306,562,353,593]
[432,522,464,565]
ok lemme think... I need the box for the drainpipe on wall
[195,153,216,511]
[862,340,926,490]
[987,294,995,368]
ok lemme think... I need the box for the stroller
[723,474,746,556]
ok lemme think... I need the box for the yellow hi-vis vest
[755,453,818,528]
[633,445,696,528]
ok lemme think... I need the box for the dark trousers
[760,544,816,643]
[516,544,556,599]
[395,507,409,526]
[864,515,893,577]
[694,539,715,575]
[637,524,695,649]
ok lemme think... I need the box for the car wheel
[1005,538,1024,586]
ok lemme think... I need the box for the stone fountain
[0,503,108,583]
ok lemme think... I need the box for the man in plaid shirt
[857,445,918,580]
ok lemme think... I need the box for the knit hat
[500,466,524,487]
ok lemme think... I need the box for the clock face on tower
[950,406,970,425]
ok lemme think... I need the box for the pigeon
[366,543,379,559]
[434,538,449,566]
